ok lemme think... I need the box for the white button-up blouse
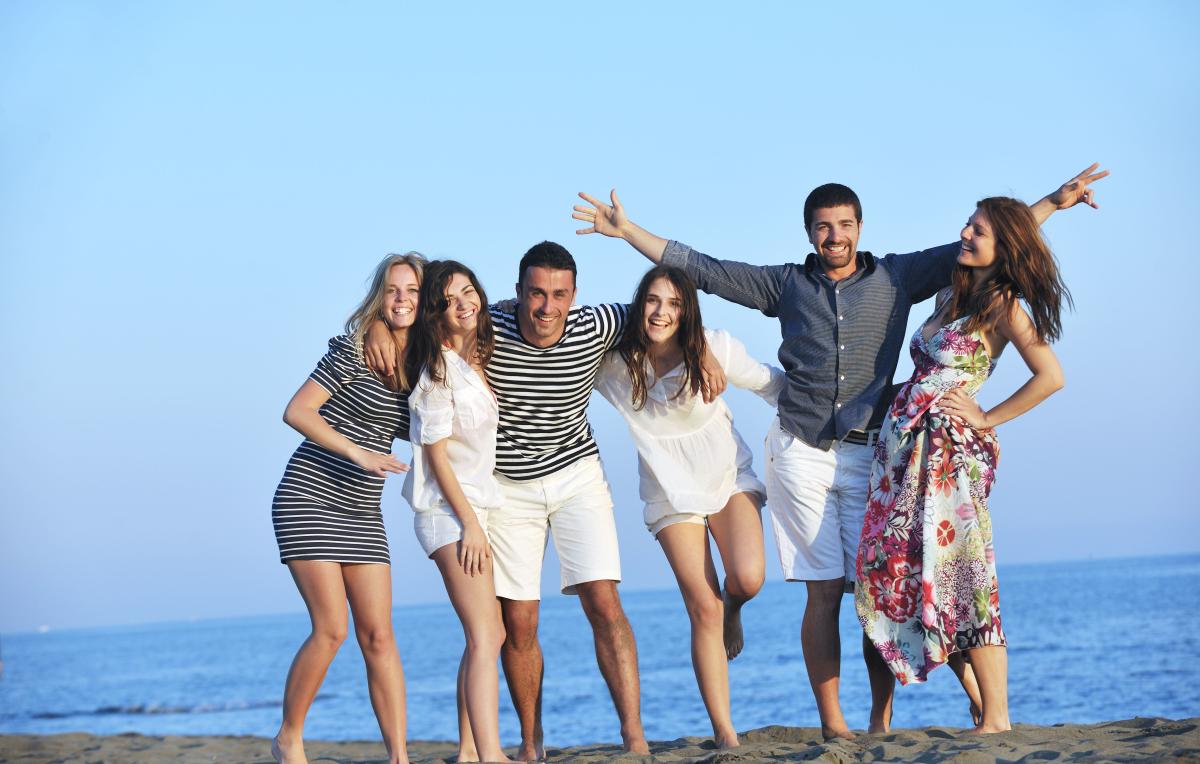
[594,328,784,515]
[402,347,502,513]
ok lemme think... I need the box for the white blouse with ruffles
[594,328,784,515]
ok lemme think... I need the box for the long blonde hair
[346,252,427,391]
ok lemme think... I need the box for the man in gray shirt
[573,165,1105,738]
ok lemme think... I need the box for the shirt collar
[803,251,877,283]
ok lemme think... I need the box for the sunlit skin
[643,277,684,366]
[382,264,420,331]
[807,204,862,281]
[515,265,576,348]
[957,208,999,279]
[441,272,482,339]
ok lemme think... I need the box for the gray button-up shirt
[662,240,959,450]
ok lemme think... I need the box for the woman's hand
[351,448,408,477]
[939,388,991,429]
[1047,162,1109,211]
[458,520,491,577]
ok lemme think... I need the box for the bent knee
[312,624,349,651]
[355,624,396,656]
[725,569,765,600]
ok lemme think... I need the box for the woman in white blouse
[401,261,513,764]
[594,265,783,750]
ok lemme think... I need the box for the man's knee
[501,599,541,650]
[577,580,627,628]
[805,578,847,612]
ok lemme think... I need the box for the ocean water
[1,555,1197,747]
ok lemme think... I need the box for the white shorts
[488,456,620,600]
[413,504,492,558]
[764,418,873,583]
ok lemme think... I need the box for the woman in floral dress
[855,195,1073,734]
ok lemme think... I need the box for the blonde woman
[271,252,424,764]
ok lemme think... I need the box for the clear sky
[2,1,1196,633]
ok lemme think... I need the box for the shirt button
[838,315,844,320]
[839,344,845,350]
[835,289,840,295]
[839,374,845,381]
[836,403,842,408]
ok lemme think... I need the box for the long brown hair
[405,260,495,386]
[346,252,426,392]
[949,197,1072,343]
[617,265,710,410]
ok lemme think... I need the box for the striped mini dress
[272,335,409,565]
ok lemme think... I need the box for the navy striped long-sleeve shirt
[662,240,959,450]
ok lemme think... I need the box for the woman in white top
[401,260,513,764]
[594,265,783,750]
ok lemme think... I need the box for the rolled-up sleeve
[709,328,786,405]
[411,376,455,445]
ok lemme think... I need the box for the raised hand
[1047,162,1109,211]
[574,189,628,238]
[351,448,408,477]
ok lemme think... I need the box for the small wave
[30,694,332,720]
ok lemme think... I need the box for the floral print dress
[855,314,1003,685]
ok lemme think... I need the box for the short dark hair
[518,241,577,287]
[803,183,862,229]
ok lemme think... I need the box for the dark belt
[843,428,880,447]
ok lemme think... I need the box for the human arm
[1028,162,1109,224]
[283,380,406,476]
[574,189,668,262]
[424,437,491,576]
[575,189,786,314]
[364,320,397,376]
[939,304,1065,429]
[708,329,784,405]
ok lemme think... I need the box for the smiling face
[441,271,482,337]
[516,265,576,348]
[382,263,420,330]
[958,207,998,273]
[806,204,861,279]
[642,276,683,348]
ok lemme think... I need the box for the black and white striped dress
[271,335,409,564]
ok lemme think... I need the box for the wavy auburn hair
[405,260,495,386]
[345,252,426,392]
[616,265,710,410]
[950,197,1072,343]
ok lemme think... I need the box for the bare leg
[499,599,543,762]
[343,564,409,764]
[657,522,739,748]
[947,652,983,726]
[575,580,649,754]
[455,650,478,762]
[705,492,765,661]
[274,561,350,764]
[862,633,895,733]
[803,578,854,740]
[964,646,1010,734]
[432,546,514,763]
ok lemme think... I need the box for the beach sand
[2,717,1197,762]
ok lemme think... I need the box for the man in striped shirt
[573,165,1106,739]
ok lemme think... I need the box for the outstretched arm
[1029,163,1109,224]
[574,189,668,262]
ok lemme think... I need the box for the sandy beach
[2,717,1197,763]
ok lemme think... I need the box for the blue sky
[2,1,1196,633]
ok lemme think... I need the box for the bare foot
[623,735,651,755]
[514,740,544,762]
[715,732,740,749]
[722,589,745,660]
[966,722,1012,735]
[821,725,856,741]
[868,707,893,734]
[271,735,308,764]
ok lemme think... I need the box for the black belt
[843,428,880,446]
